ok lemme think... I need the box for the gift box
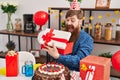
[80,55,111,80]
[6,51,19,76]
[38,28,73,55]
[60,71,81,80]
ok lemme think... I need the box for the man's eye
[66,20,69,22]
[71,20,75,23]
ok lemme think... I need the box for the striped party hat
[70,0,80,10]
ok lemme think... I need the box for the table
[0,58,119,80]
[0,74,32,80]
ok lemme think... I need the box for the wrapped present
[60,74,66,80]
[6,51,18,76]
[38,28,73,55]
[80,55,111,80]
[70,71,80,80]
[60,71,81,80]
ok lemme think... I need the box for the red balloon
[112,50,120,72]
[33,11,48,26]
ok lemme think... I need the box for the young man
[43,9,94,71]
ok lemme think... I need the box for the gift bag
[6,51,19,76]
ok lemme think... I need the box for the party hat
[70,0,80,10]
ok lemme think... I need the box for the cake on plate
[33,62,70,80]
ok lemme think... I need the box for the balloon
[33,11,48,30]
[112,50,120,72]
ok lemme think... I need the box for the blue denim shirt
[58,30,94,71]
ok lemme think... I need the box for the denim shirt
[57,30,94,71]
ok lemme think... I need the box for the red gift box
[80,55,111,80]
[41,42,73,55]
[57,42,73,55]
[6,52,19,76]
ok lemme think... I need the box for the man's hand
[42,43,60,59]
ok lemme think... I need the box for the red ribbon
[42,29,68,45]
[87,68,93,72]
[86,67,94,80]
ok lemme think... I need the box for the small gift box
[38,28,73,55]
[6,51,19,76]
[80,55,111,80]
[60,71,81,80]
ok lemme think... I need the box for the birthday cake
[33,62,70,80]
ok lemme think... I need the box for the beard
[65,24,80,43]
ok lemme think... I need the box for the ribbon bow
[80,64,88,71]
[42,29,68,45]
[42,29,55,45]
[81,64,94,72]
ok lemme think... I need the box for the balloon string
[39,26,42,30]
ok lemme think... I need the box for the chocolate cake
[33,63,70,80]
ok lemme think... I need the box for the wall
[0,0,119,55]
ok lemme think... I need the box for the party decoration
[89,24,92,30]
[106,13,110,17]
[114,10,120,15]
[60,12,63,16]
[111,18,116,23]
[112,50,120,72]
[33,11,48,30]
[67,0,82,3]
[89,16,94,20]
[82,16,85,20]
[70,0,80,10]
[98,15,102,19]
